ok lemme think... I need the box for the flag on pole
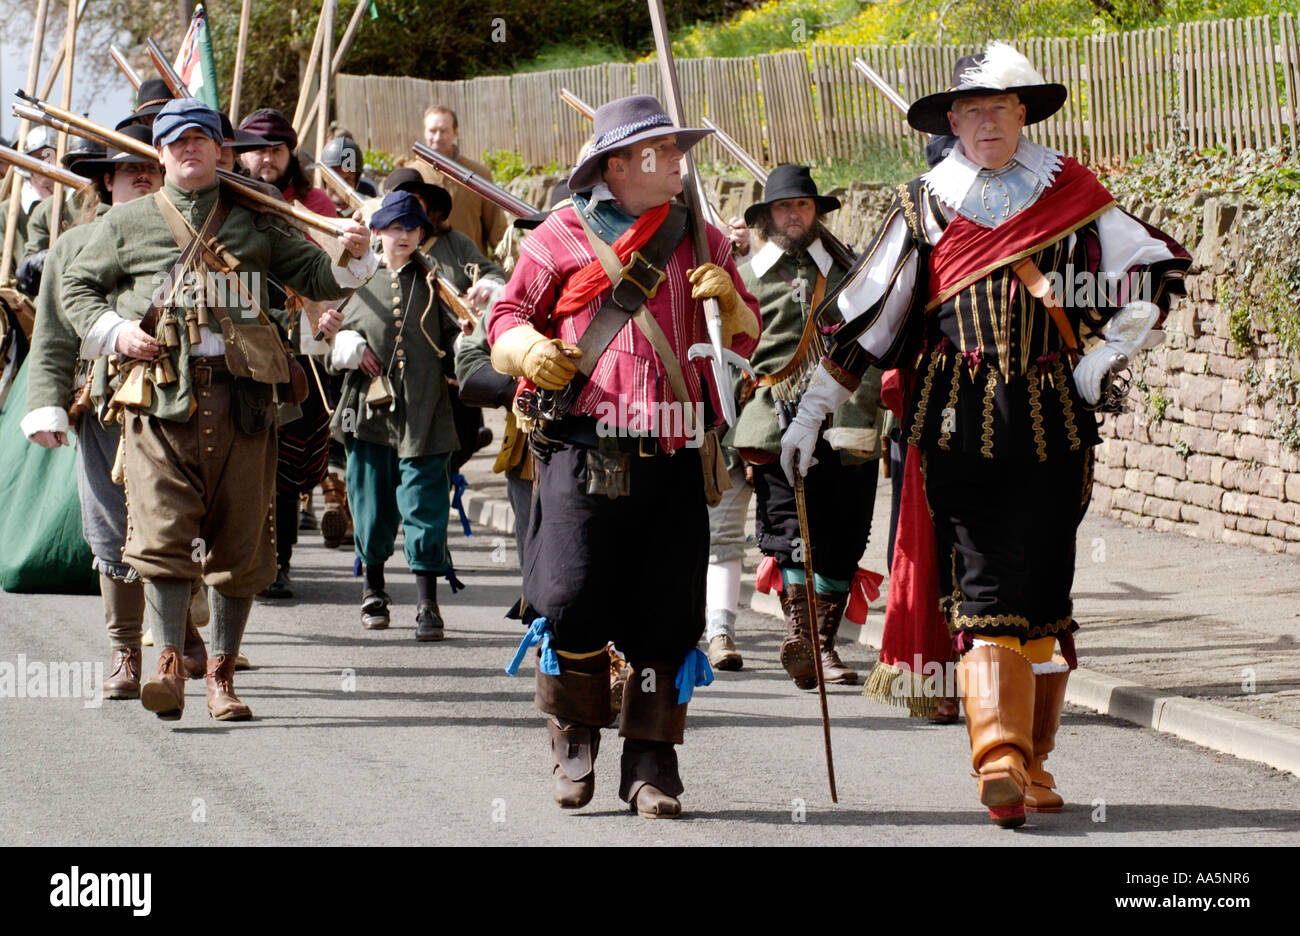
[174,4,221,108]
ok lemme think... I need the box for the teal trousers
[345,438,453,574]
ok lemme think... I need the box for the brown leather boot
[1025,668,1069,813]
[536,650,611,809]
[206,654,253,720]
[814,591,858,685]
[959,644,1035,829]
[103,648,142,700]
[777,583,816,689]
[182,618,207,680]
[320,473,351,549]
[619,659,687,818]
[140,648,186,720]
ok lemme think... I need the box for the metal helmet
[321,135,364,174]
[23,125,59,155]
[61,135,107,169]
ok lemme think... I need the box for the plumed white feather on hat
[956,41,1047,91]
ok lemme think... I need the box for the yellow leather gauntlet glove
[490,324,582,391]
[688,262,759,348]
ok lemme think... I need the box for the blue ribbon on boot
[445,568,465,594]
[505,616,559,677]
[675,647,714,704]
[450,473,472,537]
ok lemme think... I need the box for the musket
[110,44,142,90]
[700,115,857,272]
[410,142,536,219]
[561,86,728,232]
[558,88,594,120]
[14,93,353,245]
[313,159,367,214]
[852,59,914,119]
[145,37,191,97]
[0,145,91,192]
[647,0,745,428]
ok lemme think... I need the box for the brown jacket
[408,148,508,257]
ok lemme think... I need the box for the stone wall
[1090,196,1300,556]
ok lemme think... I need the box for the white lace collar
[751,237,832,278]
[922,137,1063,210]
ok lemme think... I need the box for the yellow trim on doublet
[979,367,997,458]
[1028,373,1047,462]
[908,348,941,447]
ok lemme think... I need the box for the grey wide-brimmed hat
[906,42,1067,136]
[568,94,712,192]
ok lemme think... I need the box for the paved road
[2,521,1297,847]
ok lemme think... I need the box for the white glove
[779,362,854,484]
[1073,301,1161,405]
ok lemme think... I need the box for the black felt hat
[742,164,839,226]
[383,167,452,221]
[114,78,175,130]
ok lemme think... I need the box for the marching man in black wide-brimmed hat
[713,164,884,684]
[781,42,1191,828]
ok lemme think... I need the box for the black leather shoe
[262,566,293,600]
[415,600,445,641]
[361,589,390,630]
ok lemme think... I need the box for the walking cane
[794,473,838,803]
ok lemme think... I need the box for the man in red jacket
[488,95,760,820]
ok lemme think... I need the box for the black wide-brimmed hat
[568,94,712,192]
[114,78,175,131]
[906,41,1067,136]
[742,164,839,226]
[384,167,452,221]
[72,124,157,200]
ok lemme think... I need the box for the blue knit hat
[369,190,433,235]
[152,98,224,148]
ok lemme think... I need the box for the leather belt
[534,416,662,458]
[190,356,232,386]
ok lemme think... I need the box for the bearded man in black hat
[487,94,760,820]
[781,43,1190,828]
[727,164,883,688]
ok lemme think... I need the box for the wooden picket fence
[335,13,1299,172]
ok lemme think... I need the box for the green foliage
[1149,388,1170,424]
[364,149,395,176]
[483,151,568,184]
[1173,435,1191,459]
[672,0,857,58]
[513,41,636,74]
[811,141,926,189]
[661,0,1300,59]
[484,150,529,185]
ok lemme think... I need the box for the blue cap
[152,98,224,148]
[370,190,433,235]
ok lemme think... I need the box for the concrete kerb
[457,484,1300,779]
